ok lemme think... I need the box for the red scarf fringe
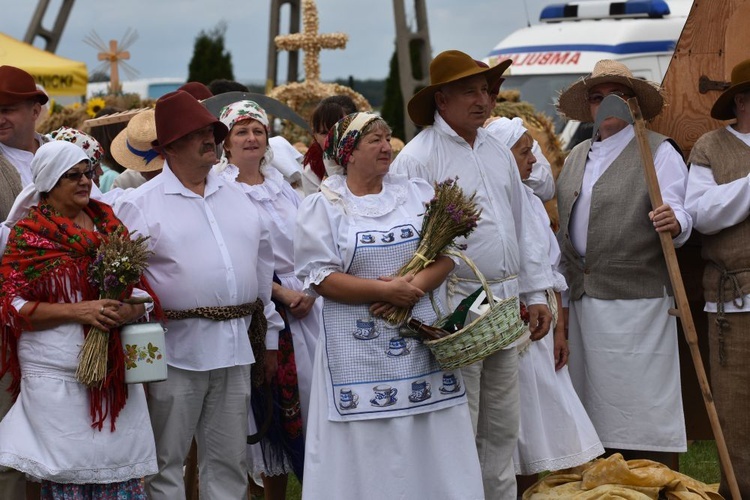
[0,200,162,432]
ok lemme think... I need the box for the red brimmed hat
[0,65,49,106]
[407,50,511,127]
[178,81,213,101]
[152,90,228,149]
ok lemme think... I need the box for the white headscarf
[3,141,89,229]
[485,117,528,149]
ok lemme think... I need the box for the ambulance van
[485,0,692,148]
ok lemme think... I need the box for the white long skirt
[0,325,157,484]
[302,336,485,500]
[514,332,604,474]
[567,294,687,452]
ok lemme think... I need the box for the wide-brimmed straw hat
[407,50,511,126]
[557,59,664,122]
[0,65,49,106]
[110,109,165,172]
[711,59,750,120]
[152,90,228,150]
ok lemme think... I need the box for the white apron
[567,294,687,452]
[322,218,466,422]
[302,205,482,500]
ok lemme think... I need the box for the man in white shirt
[685,58,750,498]
[556,60,690,465]
[478,59,555,202]
[0,64,50,500]
[0,65,50,219]
[116,90,282,500]
[392,50,553,499]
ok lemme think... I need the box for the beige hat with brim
[711,58,750,121]
[557,59,664,122]
[110,109,165,172]
[407,50,511,127]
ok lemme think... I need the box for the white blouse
[115,163,283,371]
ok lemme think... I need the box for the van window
[501,74,585,133]
[148,83,183,99]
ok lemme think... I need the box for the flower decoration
[86,97,107,118]
[77,232,154,387]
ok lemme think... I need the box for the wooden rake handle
[628,98,740,500]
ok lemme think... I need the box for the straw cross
[274,0,347,82]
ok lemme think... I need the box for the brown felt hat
[407,50,511,126]
[0,65,49,106]
[711,59,750,121]
[152,90,227,149]
[557,59,664,122]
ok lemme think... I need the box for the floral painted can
[121,323,167,384]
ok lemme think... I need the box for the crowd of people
[0,48,748,500]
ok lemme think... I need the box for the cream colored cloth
[523,453,722,500]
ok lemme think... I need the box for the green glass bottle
[441,286,484,333]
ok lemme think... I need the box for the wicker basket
[423,252,526,371]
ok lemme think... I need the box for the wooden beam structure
[266,0,302,93]
[392,0,431,141]
[23,0,76,53]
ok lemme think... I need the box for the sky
[1,0,550,84]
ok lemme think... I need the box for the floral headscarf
[215,100,273,172]
[324,112,382,169]
[219,100,269,133]
[47,126,104,169]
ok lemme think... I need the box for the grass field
[277,441,721,499]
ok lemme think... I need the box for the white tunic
[115,163,283,371]
[295,173,483,500]
[564,125,689,452]
[391,113,553,312]
[514,186,603,474]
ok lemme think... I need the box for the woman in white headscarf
[486,117,603,484]
[0,141,157,499]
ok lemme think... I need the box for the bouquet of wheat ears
[76,233,153,387]
[383,178,482,326]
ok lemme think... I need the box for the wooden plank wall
[650,0,749,441]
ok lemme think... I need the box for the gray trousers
[0,371,25,500]
[462,347,520,500]
[145,364,252,500]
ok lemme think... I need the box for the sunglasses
[59,168,95,182]
[587,90,635,104]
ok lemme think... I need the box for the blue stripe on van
[487,40,676,57]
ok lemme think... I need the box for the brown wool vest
[688,127,750,303]
[557,130,673,300]
[0,152,23,221]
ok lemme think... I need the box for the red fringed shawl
[0,200,161,431]
[303,141,326,181]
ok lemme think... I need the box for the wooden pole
[627,97,741,500]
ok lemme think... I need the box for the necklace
[72,211,94,231]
